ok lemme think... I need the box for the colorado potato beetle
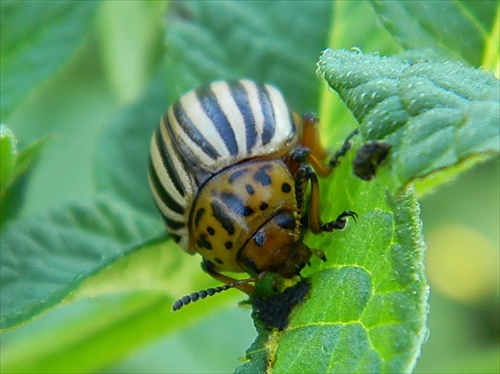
[148,80,357,311]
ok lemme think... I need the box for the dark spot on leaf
[253,280,311,331]
[352,141,391,181]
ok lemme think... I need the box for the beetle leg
[297,113,359,176]
[294,164,322,234]
[299,112,328,161]
[290,147,339,178]
[329,128,359,168]
[201,260,262,295]
[311,249,327,261]
[321,210,358,232]
[291,119,331,178]
[294,163,357,234]
[289,113,331,177]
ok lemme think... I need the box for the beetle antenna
[172,284,235,311]
[172,275,265,311]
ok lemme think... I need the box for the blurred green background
[2,1,498,372]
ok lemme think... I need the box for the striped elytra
[149,80,297,251]
[148,80,357,311]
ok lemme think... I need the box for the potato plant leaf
[318,49,500,194]
[0,125,50,227]
[94,67,166,217]
[0,1,98,119]
[0,125,16,190]
[163,1,332,113]
[0,196,161,328]
[3,1,495,372]
[370,0,499,68]
[237,146,428,373]
[162,2,430,372]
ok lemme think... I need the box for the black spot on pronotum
[207,227,215,235]
[196,234,212,250]
[281,182,291,193]
[214,257,224,265]
[245,184,255,195]
[225,241,233,250]
[220,192,254,216]
[228,168,249,183]
[253,164,272,186]
[260,202,268,211]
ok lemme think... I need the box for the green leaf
[164,1,332,112]
[0,124,16,190]
[370,0,499,68]
[97,2,430,371]
[318,1,402,142]
[318,49,500,194]
[0,1,99,119]
[94,67,167,216]
[0,196,161,328]
[7,1,483,372]
[1,294,170,373]
[96,1,165,104]
[237,148,428,373]
[1,241,241,373]
[0,125,50,226]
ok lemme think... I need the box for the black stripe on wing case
[228,81,257,152]
[171,104,219,160]
[196,85,239,156]
[160,213,186,231]
[169,232,182,243]
[258,84,276,145]
[155,128,185,197]
[148,161,185,215]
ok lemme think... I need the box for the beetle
[148,80,357,311]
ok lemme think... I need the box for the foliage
[1,1,498,373]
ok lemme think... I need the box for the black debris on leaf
[353,141,391,181]
[253,280,311,331]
